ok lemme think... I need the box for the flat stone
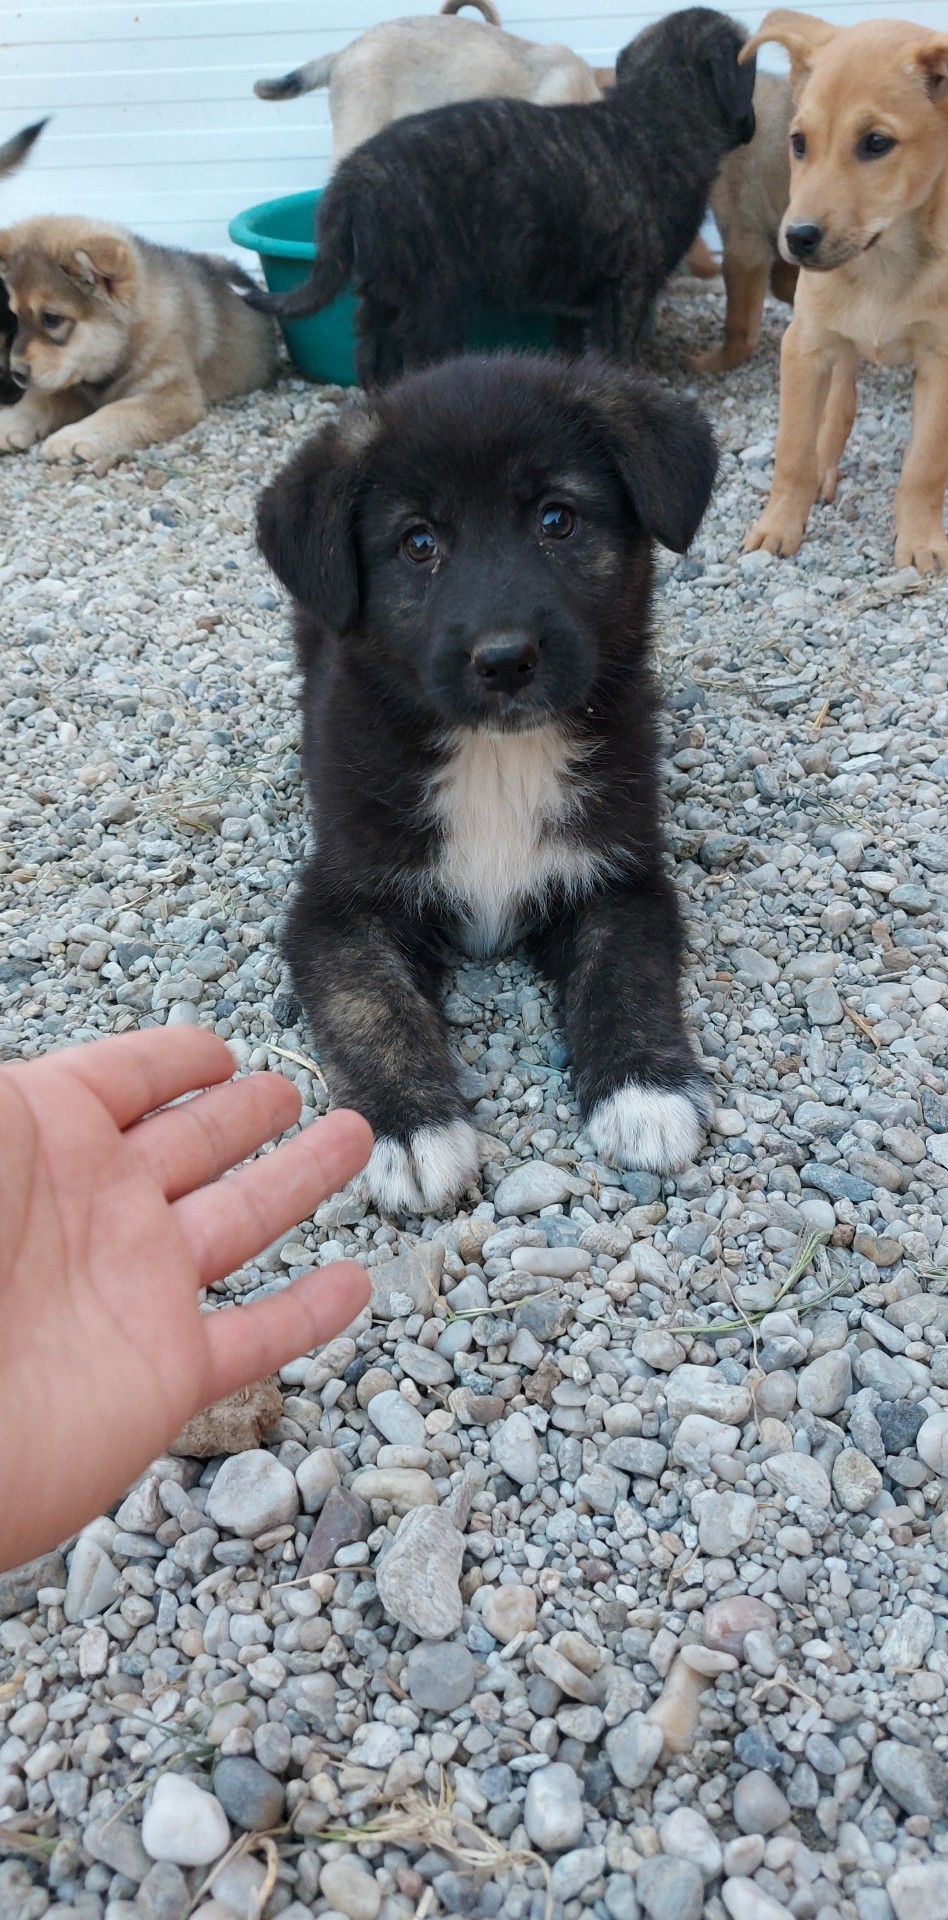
[872,1739,948,1816]
[510,1246,592,1277]
[722,1878,788,1920]
[732,1769,790,1835]
[880,1605,937,1672]
[887,1862,948,1920]
[348,1467,437,1507]
[533,1644,598,1702]
[319,1858,382,1920]
[212,1756,284,1832]
[136,1861,190,1920]
[376,1506,464,1640]
[298,1486,371,1577]
[659,1805,723,1880]
[0,1549,66,1620]
[605,1712,664,1787]
[491,1410,541,1484]
[354,1723,401,1770]
[523,1762,585,1851]
[763,1453,831,1507]
[831,1449,883,1513]
[494,1163,577,1215]
[64,1536,120,1624]
[405,1640,476,1711]
[801,1163,874,1205]
[481,1582,537,1643]
[365,1389,428,1448]
[83,1816,151,1881]
[604,1437,668,1477]
[804,982,843,1026]
[796,1350,851,1416]
[295,1449,340,1514]
[141,1775,230,1867]
[369,1242,443,1319]
[693,1490,758,1557]
[205,1451,299,1538]
[665,1367,752,1423]
[877,1399,926,1454]
[551,1846,607,1902]
[170,1379,282,1457]
[393,1342,454,1387]
[917,1409,948,1476]
[702,1597,776,1656]
[638,1855,704,1920]
[853,1348,914,1400]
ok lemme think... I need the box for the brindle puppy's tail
[254,54,336,101]
[0,120,48,180]
[241,198,355,319]
[441,0,503,23]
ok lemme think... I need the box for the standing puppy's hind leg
[690,255,770,373]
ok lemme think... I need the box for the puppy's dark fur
[247,8,756,386]
[0,122,46,404]
[258,354,718,1215]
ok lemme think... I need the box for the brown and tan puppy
[692,71,798,371]
[742,10,948,572]
[1,122,47,405]
[0,216,278,470]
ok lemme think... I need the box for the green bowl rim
[228,190,321,260]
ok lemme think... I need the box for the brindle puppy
[0,123,46,405]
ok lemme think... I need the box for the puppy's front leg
[0,389,85,454]
[893,352,948,573]
[542,877,713,1174]
[815,348,858,503]
[743,316,835,556]
[41,375,205,471]
[287,874,479,1214]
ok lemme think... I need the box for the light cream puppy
[254,0,601,167]
[742,10,948,572]
[0,216,277,470]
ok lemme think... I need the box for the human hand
[0,1029,372,1570]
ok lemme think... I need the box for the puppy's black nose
[470,631,539,694]
[784,223,823,262]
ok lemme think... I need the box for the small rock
[796,1349,851,1416]
[523,1762,585,1851]
[405,1641,476,1710]
[137,1862,190,1920]
[702,1597,776,1656]
[348,1467,438,1507]
[763,1453,832,1507]
[481,1582,537,1643]
[355,1723,401,1770]
[141,1775,230,1866]
[170,1379,282,1456]
[665,1367,752,1423]
[77,1625,110,1679]
[872,1739,948,1816]
[0,1549,67,1620]
[376,1506,464,1639]
[732,1769,790,1835]
[366,1388,428,1448]
[693,1490,758,1557]
[606,1713,665,1786]
[205,1451,299,1538]
[638,1855,705,1920]
[298,1485,371,1576]
[917,1409,948,1477]
[83,1817,151,1881]
[831,1449,883,1513]
[551,1846,607,1901]
[877,1400,926,1454]
[722,1878,788,1920]
[887,1861,948,1920]
[63,1536,120,1624]
[295,1449,340,1514]
[491,1410,541,1484]
[494,1163,577,1214]
[369,1242,443,1319]
[734,1727,782,1773]
[881,1604,937,1671]
[659,1805,723,1880]
[319,1858,382,1920]
[212,1756,283,1832]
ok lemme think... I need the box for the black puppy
[246,8,755,387]
[258,353,717,1215]
[0,123,46,404]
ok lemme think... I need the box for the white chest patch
[424,724,611,953]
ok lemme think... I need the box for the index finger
[14,1028,238,1131]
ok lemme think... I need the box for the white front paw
[359,1119,480,1214]
[585,1078,713,1174]
[41,427,97,464]
[0,423,38,454]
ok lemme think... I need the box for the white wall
[1,0,945,257]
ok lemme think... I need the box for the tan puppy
[693,71,798,371]
[254,0,601,168]
[0,216,277,470]
[742,11,948,572]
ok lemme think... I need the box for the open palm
[0,1028,371,1569]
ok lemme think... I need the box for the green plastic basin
[229,188,559,386]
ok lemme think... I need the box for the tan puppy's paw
[818,464,841,504]
[690,343,751,374]
[0,421,40,454]
[40,425,102,465]
[894,527,948,574]
[742,508,806,557]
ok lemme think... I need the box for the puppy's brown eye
[790,131,806,159]
[400,525,438,565]
[41,312,66,332]
[539,504,576,540]
[858,131,896,160]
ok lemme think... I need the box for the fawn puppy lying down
[258,354,718,1216]
[742,8,948,572]
[0,217,277,470]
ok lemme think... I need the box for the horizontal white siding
[1,0,945,256]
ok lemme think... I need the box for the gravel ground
[1,280,948,1920]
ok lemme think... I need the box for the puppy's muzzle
[9,361,29,390]
[783,223,823,265]
[470,630,539,695]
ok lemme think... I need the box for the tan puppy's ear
[63,236,133,300]
[914,38,948,105]
[739,8,836,86]
[0,230,12,278]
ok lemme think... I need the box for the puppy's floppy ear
[586,370,717,554]
[913,37,948,106]
[707,31,756,127]
[741,8,836,88]
[257,402,379,633]
[63,235,134,300]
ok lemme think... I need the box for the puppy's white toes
[585,1079,713,1174]
[361,1119,480,1215]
